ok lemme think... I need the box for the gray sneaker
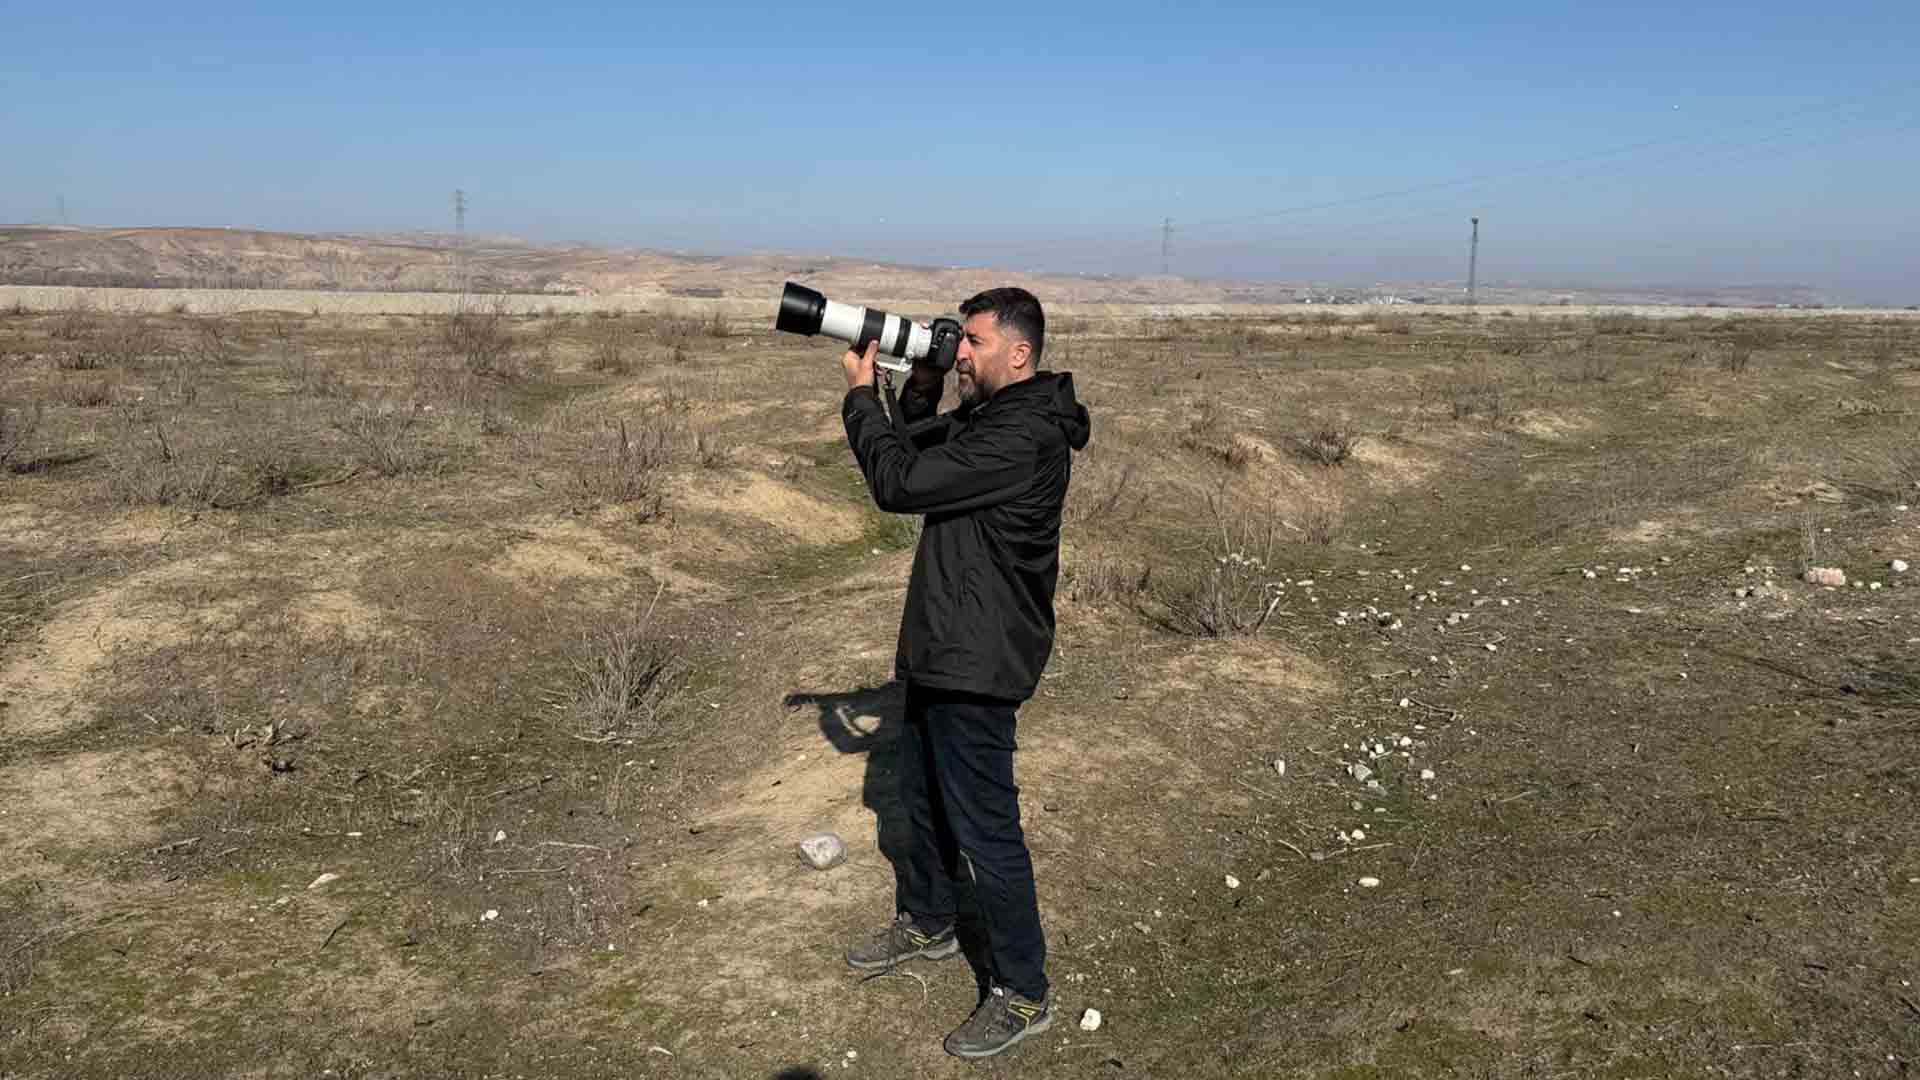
[943,985,1052,1059]
[845,913,959,971]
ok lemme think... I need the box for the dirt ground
[1,297,1917,1078]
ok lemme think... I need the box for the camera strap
[879,372,917,458]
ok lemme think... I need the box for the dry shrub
[1374,315,1413,336]
[1,401,43,468]
[1439,360,1515,426]
[570,417,670,517]
[1592,312,1649,336]
[565,593,679,743]
[1137,487,1286,637]
[1065,550,1150,607]
[591,319,639,374]
[109,408,302,508]
[1720,340,1755,374]
[335,399,426,476]
[1575,349,1616,383]
[441,296,519,377]
[50,302,96,342]
[57,375,116,408]
[1178,398,1255,470]
[188,317,243,366]
[1066,458,1147,529]
[285,352,353,399]
[1292,423,1360,467]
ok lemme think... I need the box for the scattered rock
[308,872,340,890]
[1349,762,1374,783]
[1893,559,1910,574]
[1272,759,1286,777]
[1358,876,1382,889]
[1419,768,1436,781]
[492,829,506,843]
[482,909,499,922]
[1804,567,1847,587]
[1080,1008,1103,1032]
[797,832,847,870]
[1225,874,1241,889]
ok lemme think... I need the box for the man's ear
[1009,339,1033,371]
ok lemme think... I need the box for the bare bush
[1373,315,1413,336]
[285,352,353,399]
[590,319,638,374]
[565,592,679,743]
[50,302,96,342]
[1592,312,1649,336]
[1576,349,1616,383]
[1,401,43,468]
[1720,341,1754,374]
[441,297,519,377]
[1066,459,1147,528]
[1440,361,1515,426]
[335,399,425,476]
[1137,487,1286,637]
[188,317,242,366]
[1292,424,1360,467]
[1178,398,1255,470]
[57,376,116,408]
[570,418,670,517]
[1065,551,1150,606]
[109,409,298,508]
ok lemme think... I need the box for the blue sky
[3,1,1916,301]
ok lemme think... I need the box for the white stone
[1420,768,1436,781]
[1892,559,1909,574]
[1273,759,1286,777]
[1225,874,1241,889]
[798,832,847,870]
[482,909,499,922]
[1804,566,1847,587]
[1080,1008,1103,1032]
[307,872,340,890]
[492,830,506,843]
[1358,876,1381,888]
[1349,762,1374,783]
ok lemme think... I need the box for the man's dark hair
[960,287,1045,365]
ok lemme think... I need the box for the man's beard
[957,374,985,408]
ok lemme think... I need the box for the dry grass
[2,298,1919,1077]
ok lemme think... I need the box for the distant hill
[0,225,1827,309]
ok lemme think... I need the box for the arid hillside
[0,225,1831,309]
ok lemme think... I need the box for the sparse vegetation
[569,417,669,516]
[2,295,1917,1078]
[1291,422,1360,467]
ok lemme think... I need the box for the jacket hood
[996,371,1090,451]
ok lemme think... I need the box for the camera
[775,282,962,377]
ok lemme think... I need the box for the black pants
[896,681,1049,1002]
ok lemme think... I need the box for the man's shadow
[783,682,993,1001]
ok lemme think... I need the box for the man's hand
[843,341,877,390]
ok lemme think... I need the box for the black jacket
[843,371,1091,702]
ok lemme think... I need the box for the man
[837,287,1090,1059]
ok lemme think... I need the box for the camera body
[775,282,962,377]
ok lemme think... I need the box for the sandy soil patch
[0,748,202,883]
[671,470,864,544]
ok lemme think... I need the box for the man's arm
[843,387,1032,515]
